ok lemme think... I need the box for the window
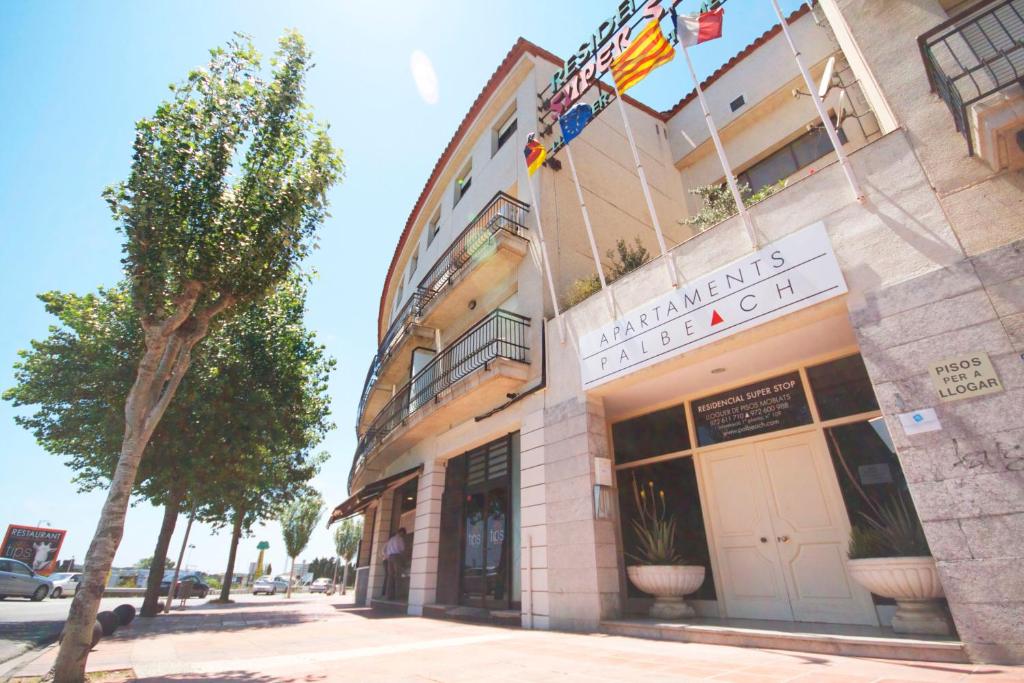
[408,253,418,284]
[455,161,472,205]
[393,282,404,318]
[426,209,441,247]
[737,119,848,192]
[729,94,746,112]
[611,404,690,465]
[806,354,879,421]
[495,111,518,153]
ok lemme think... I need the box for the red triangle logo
[710,310,724,326]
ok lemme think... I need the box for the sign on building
[1,524,67,576]
[692,371,813,446]
[577,222,848,389]
[928,351,1004,402]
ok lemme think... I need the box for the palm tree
[280,491,324,598]
[332,518,363,595]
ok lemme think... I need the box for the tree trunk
[219,510,244,602]
[341,561,349,595]
[51,330,200,682]
[141,486,185,617]
[287,557,295,599]
[330,556,339,594]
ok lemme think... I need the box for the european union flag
[559,103,594,145]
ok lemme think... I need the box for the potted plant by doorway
[846,494,952,636]
[625,477,705,620]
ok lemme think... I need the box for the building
[329,0,1024,664]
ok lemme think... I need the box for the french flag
[677,7,725,48]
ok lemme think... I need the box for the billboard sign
[1,524,67,576]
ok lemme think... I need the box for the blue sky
[0,0,805,576]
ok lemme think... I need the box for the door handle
[777,535,790,543]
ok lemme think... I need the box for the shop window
[737,119,848,192]
[611,404,689,465]
[615,458,716,601]
[807,354,879,421]
[691,371,812,447]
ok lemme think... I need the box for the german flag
[524,133,546,176]
[610,19,675,94]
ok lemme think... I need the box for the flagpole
[612,84,680,288]
[524,167,566,343]
[680,44,758,250]
[769,0,864,202]
[563,144,615,314]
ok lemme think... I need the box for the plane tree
[6,30,342,680]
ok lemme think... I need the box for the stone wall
[850,238,1024,664]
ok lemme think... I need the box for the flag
[559,103,594,145]
[524,134,546,176]
[610,19,675,93]
[676,7,724,48]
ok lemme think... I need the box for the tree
[136,556,175,570]
[280,491,324,598]
[333,518,362,595]
[565,238,652,307]
[33,31,342,680]
[680,180,785,232]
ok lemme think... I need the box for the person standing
[382,528,407,600]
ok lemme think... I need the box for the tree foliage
[333,518,362,563]
[281,491,324,561]
[564,238,651,307]
[680,180,785,232]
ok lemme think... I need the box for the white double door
[699,431,877,625]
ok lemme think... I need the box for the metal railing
[353,192,530,431]
[349,309,530,490]
[919,0,1024,154]
[416,191,529,309]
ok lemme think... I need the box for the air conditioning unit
[969,84,1024,172]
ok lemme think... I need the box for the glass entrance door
[460,486,508,608]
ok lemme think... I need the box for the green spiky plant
[848,493,930,560]
[625,475,687,565]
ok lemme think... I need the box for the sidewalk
[5,594,1023,682]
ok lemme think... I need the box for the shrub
[681,180,785,232]
[564,238,651,308]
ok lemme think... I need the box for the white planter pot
[627,565,705,620]
[847,556,953,636]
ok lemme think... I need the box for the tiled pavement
[5,595,1023,682]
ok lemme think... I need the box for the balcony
[417,191,530,330]
[349,309,531,491]
[354,191,530,433]
[919,0,1024,155]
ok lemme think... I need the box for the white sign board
[928,351,1003,402]
[578,223,848,389]
[898,408,942,435]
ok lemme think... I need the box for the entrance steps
[600,617,967,663]
[423,603,521,627]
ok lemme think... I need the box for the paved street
[0,594,145,666]
[3,594,1022,682]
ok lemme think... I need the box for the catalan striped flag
[610,19,675,94]
[523,133,546,176]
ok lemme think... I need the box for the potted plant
[846,494,952,635]
[625,477,705,620]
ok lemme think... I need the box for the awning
[327,465,423,527]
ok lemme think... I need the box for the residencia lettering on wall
[577,222,848,389]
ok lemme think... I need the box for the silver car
[0,558,53,601]
[252,577,289,595]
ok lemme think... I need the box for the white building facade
[331,0,1024,665]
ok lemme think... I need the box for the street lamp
[185,543,196,570]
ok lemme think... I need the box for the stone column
[408,460,445,615]
[520,408,550,628]
[538,396,620,631]
[366,488,394,603]
[850,240,1024,664]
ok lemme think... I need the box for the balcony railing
[354,191,530,431]
[417,191,529,309]
[919,0,1024,154]
[349,309,530,489]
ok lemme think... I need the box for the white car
[48,572,82,598]
[309,577,334,594]
[252,577,289,595]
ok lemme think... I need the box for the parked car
[252,576,290,595]
[0,558,53,601]
[48,572,82,598]
[309,577,334,594]
[158,571,210,598]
